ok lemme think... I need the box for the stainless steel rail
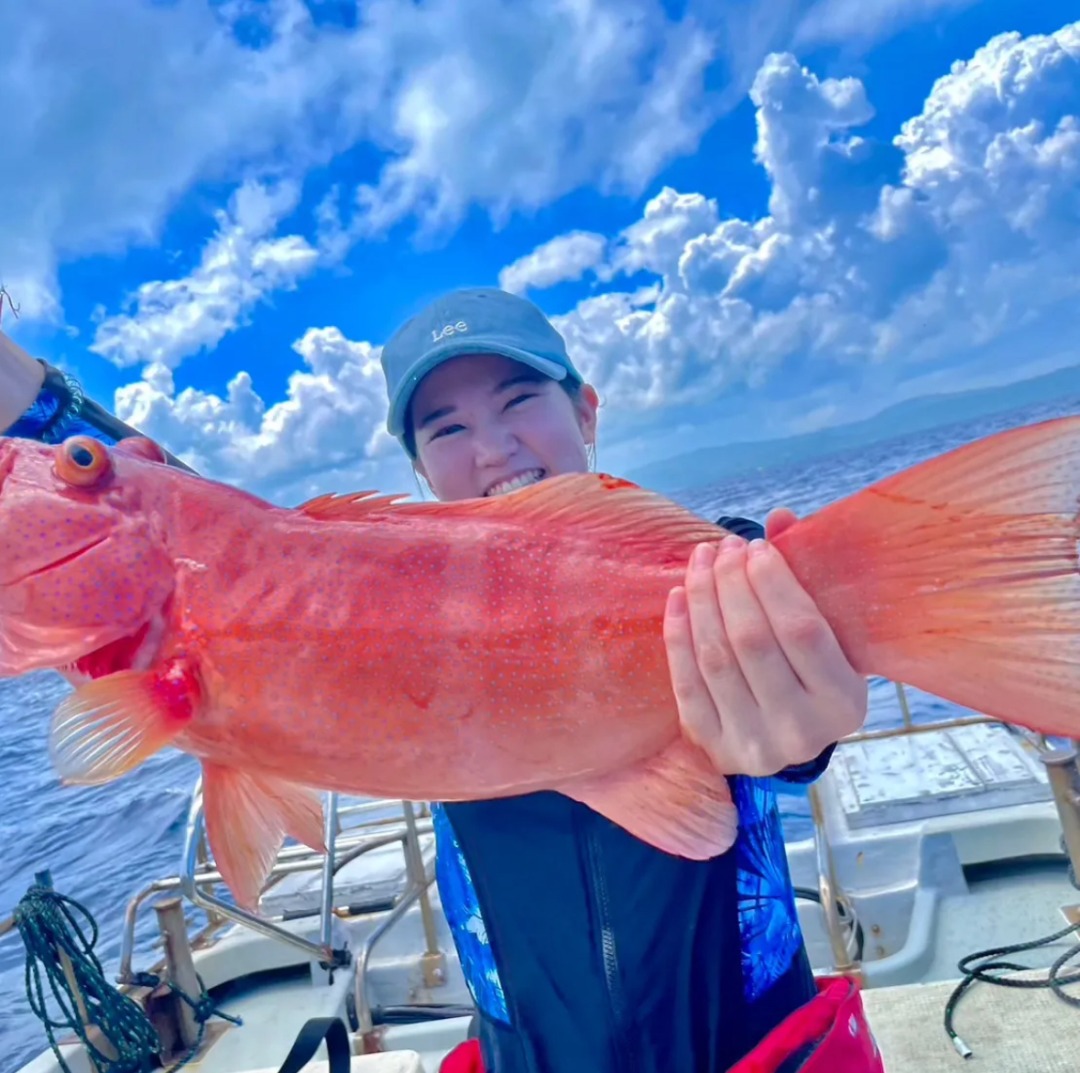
[114,780,434,982]
[805,680,1079,977]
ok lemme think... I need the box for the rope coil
[945,919,1080,1058]
[11,877,240,1073]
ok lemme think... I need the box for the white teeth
[486,469,545,496]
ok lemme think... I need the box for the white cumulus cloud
[498,232,609,295]
[551,21,1080,460]
[115,326,404,505]
[0,0,333,323]
[91,180,319,369]
[324,0,718,241]
[1,0,717,324]
[108,19,1080,499]
[4,0,1012,332]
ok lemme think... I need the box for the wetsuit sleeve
[715,514,836,785]
[4,358,193,470]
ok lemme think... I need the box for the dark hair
[402,375,586,459]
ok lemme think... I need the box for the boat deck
[13,715,1080,1073]
[865,970,1080,1071]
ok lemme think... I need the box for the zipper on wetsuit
[584,827,638,1072]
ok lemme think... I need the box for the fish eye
[54,436,113,488]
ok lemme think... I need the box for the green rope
[12,876,242,1073]
[14,880,160,1073]
[129,969,244,1071]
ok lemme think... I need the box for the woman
[1,289,876,1072]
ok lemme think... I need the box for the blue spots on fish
[431,802,510,1023]
[732,775,802,1003]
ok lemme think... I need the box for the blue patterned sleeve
[5,359,193,471]
[430,803,509,1024]
[6,365,120,445]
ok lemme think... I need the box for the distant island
[625,363,1080,494]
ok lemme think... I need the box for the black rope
[793,886,866,962]
[944,919,1080,1058]
[130,970,243,1070]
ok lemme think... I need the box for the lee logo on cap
[432,321,468,343]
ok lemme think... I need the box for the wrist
[4,358,87,444]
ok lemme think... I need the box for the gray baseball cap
[381,287,584,444]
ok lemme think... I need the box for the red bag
[439,975,884,1073]
[728,975,885,1073]
[439,1038,483,1073]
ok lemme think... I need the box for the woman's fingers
[746,539,868,738]
[684,540,759,720]
[663,513,870,778]
[764,507,799,539]
[663,582,726,762]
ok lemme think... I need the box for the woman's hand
[663,508,868,777]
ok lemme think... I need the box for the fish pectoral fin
[559,737,738,859]
[201,764,327,911]
[49,660,200,785]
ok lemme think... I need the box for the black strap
[274,1017,352,1073]
[714,514,765,541]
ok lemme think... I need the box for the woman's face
[409,353,599,502]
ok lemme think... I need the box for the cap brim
[387,338,571,438]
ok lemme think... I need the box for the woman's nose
[473,424,517,466]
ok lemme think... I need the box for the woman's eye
[430,423,464,440]
[505,392,536,409]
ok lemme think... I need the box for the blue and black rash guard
[5,380,834,1073]
[435,518,835,1073]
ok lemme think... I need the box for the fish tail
[773,414,1080,739]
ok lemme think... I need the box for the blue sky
[2,0,1078,503]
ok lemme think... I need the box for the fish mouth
[1,533,111,588]
[484,468,546,497]
[61,618,159,681]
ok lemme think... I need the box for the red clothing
[439,975,884,1073]
[728,975,885,1073]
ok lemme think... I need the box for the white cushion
[243,1053,424,1073]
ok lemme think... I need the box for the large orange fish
[0,419,1078,908]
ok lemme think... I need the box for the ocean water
[3,394,1079,1070]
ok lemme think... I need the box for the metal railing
[805,679,1080,978]
[117,781,435,984]
[806,781,859,975]
[354,808,445,1038]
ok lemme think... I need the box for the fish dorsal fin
[295,473,724,559]
[296,490,413,519]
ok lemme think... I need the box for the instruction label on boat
[832,723,1052,829]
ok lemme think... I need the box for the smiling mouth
[484,469,546,497]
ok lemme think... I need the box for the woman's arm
[0,330,46,430]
